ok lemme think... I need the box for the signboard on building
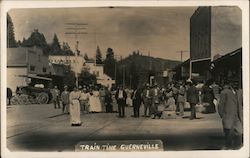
[190,7,211,61]
[163,70,168,77]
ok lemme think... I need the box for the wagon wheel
[10,95,19,105]
[37,92,49,104]
[28,95,36,104]
[18,94,30,105]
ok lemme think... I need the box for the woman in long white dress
[89,87,102,112]
[69,87,81,126]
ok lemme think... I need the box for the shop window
[43,67,46,72]
[30,65,35,71]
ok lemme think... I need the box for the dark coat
[202,86,215,104]
[105,92,112,104]
[7,88,13,99]
[132,89,142,107]
[115,89,127,105]
[218,87,242,133]
[142,88,154,99]
[237,89,243,123]
[186,85,199,104]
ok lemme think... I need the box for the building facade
[48,55,85,75]
[211,48,242,87]
[84,60,115,89]
[188,6,241,81]
[7,47,50,92]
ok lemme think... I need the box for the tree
[61,42,74,55]
[63,68,76,91]
[84,53,89,60]
[104,47,116,79]
[132,51,136,56]
[96,46,103,64]
[106,47,114,59]
[50,34,61,55]
[7,13,17,48]
[78,69,97,86]
[62,42,69,51]
[22,29,48,48]
[17,40,22,47]
[129,61,139,89]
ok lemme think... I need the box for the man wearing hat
[186,79,199,120]
[218,81,243,149]
[115,85,127,117]
[142,83,154,117]
[177,81,186,117]
[151,83,160,119]
[51,85,61,109]
[61,85,70,114]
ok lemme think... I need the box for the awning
[18,74,52,81]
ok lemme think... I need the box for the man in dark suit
[218,81,243,149]
[131,87,142,117]
[186,80,199,120]
[115,85,127,118]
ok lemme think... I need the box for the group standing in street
[50,84,116,126]
[48,77,243,150]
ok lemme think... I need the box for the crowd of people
[50,85,115,126]
[49,78,243,149]
[49,79,222,121]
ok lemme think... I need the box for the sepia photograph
[1,1,249,158]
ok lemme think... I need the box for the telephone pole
[176,50,188,62]
[65,22,88,87]
[65,22,88,54]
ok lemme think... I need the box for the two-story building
[84,60,115,89]
[7,46,51,92]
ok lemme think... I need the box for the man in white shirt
[151,83,160,119]
[142,84,153,117]
[79,86,90,114]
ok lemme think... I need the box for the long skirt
[100,97,105,112]
[89,96,102,112]
[126,97,133,106]
[70,100,81,124]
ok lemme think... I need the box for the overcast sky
[9,6,241,61]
